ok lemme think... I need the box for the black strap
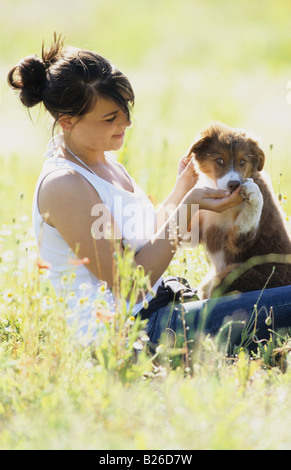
[139,276,199,320]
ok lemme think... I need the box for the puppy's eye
[240,159,246,166]
[216,158,224,166]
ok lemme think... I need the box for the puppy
[187,122,291,298]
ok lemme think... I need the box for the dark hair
[7,33,135,129]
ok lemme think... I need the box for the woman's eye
[106,116,116,123]
[216,158,224,166]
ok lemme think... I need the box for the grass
[1,186,291,450]
[1,0,291,450]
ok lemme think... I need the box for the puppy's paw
[236,179,263,235]
[198,270,215,299]
[241,179,262,204]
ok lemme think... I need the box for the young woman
[8,35,291,348]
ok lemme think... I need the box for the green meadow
[1,0,291,450]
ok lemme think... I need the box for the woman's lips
[113,131,125,139]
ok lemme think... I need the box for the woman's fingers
[193,185,244,212]
[203,187,231,199]
[176,154,199,195]
[207,186,244,212]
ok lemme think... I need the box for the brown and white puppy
[187,122,291,298]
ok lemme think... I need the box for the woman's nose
[119,110,132,127]
[123,113,132,127]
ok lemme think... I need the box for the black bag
[139,276,199,320]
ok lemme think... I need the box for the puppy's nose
[227,180,241,192]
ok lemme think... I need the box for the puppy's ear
[188,123,224,158]
[255,147,265,171]
[250,141,265,171]
[187,133,212,158]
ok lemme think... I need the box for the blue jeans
[145,285,291,351]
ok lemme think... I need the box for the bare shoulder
[40,168,89,193]
[38,168,102,225]
[40,168,101,200]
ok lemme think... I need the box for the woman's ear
[58,115,74,131]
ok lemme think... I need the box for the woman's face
[62,97,131,156]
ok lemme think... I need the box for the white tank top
[32,134,163,344]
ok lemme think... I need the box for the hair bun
[8,55,46,108]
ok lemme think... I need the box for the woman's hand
[188,185,244,212]
[174,153,198,197]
